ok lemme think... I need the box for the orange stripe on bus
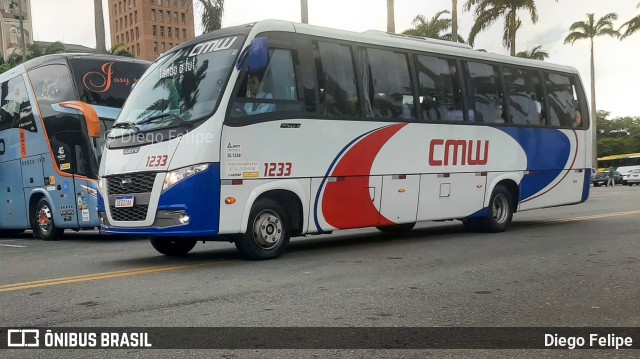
[19,129,27,158]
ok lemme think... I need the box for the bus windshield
[111,35,243,138]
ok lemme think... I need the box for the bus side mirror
[235,37,268,73]
[59,101,100,138]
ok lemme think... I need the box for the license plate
[115,196,134,208]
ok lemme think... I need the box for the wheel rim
[491,193,510,224]
[38,204,53,235]
[252,209,283,250]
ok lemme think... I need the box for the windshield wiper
[135,112,193,133]
[138,112,190,126]
[111,121,136,129]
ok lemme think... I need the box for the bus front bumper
[99,163,220,237]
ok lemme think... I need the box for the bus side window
[503,67,545,126]
[231,48,302,119]
[313,41,360,118]
[415,55,465,122]
[464,61,505,124]
[545,73,576,127]
[361,47,415,121]
[0,76,36,132]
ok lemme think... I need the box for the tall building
[0,0,33,61]
[108,0,195,61]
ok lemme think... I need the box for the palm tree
[564,12,619,166]
[515,45,548,60]
[402,11,465,42]
[464,0,556,56]
[94,0,106,54]
[301,0,308,24]
[108,43,133,57]
[620,2,640,39]
[387,0,395,33]
[199,0,224,33]
[452,0,458,42]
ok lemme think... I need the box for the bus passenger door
[379,175,420,225]
[0,159,28,228]
[417,173,487,221]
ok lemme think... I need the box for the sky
[29,0,640,118]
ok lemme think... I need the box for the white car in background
[624,169,640,186]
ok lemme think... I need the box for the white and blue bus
[0,54,149,240]
[95,20,591,259]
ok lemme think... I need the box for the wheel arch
[486,173,521,213]
[27,189,54,231]
[240,180,309,237]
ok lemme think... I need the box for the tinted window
[415,55,465,122]
[503,67,546,126]
[465,62,506,124]
[545,73,579,127]
[0,75,36,132]
[362,48,414,120]
[314,41,360,117]
[69,59,149,108]
[231,48,302,119]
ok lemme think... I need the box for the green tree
[620,2,640,39]
[108,43,133,57]
[198,0,224,33]
[402,11,465,42]
[564,13,619,164]
[596,111,640,156]
[7,41,66,66]
[464,0,557,56]
[515,45,548,60]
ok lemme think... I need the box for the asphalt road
[1,185,639,358]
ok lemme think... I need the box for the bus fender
[484,172,523,209]
[26,188,56,224]
[240,179,310,235]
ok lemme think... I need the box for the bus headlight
[163,164,209,191]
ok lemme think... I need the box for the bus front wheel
[235,198,291,260]
[479,184,514,233]
[150,238,197,256]
[34,198,63,241]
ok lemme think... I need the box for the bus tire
[150,238,197,256]
[479,184,514,233]
[34,198,63,241]
[235,198,290,260]
[376,223,415,233]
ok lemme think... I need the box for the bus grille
[107,172,157,195]
[110,205,149,222]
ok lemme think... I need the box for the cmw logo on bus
[188,36,238,57]
[429,139,490,166]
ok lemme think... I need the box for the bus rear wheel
[478,184,514,233]
[150,238,197,256]
[235,198,290,260]
[34,198,63,241]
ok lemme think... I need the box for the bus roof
[0,53,151,81]
[170,19,581,77]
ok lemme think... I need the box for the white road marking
[0,243,27,248]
